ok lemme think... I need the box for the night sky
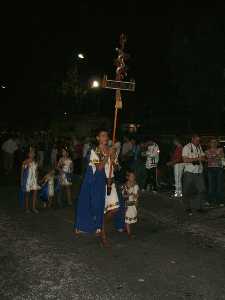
[1,2,225,132]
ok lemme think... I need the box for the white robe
[124,184,139,224]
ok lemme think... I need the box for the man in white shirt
[182,134,206,213]
[1,136,18,174]
[144,140,159,192]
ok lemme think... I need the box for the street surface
[0,184,225,300]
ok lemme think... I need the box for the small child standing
[122,171,139,236]
[57,147,73,206]
[40,169,55,208]
[21,148,40,213]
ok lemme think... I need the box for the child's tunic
[44,174,55,197]
[58,158,73,186]
[22,161,40,192]
[48,176,54,197]
[123,184,139,224]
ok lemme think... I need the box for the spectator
[205,139,224,207]
[1,135,18,174]
[114,139,121,156]
[182,134,206,214]
[121,136,132,158]
[83,137,91,159]
[143,140,159,193]
[121,136,133,176]
[134,142,147,190]
[74,139,83,175]
[37,141,45,169]
[167,137,184,197]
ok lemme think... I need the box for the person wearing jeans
[205,139,224,206]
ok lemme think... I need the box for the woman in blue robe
[74,130,125,245]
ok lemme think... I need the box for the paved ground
[141,191,225,249]
[1,185,225,300]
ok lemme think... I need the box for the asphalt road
[0,186,225,300]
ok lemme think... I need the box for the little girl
[122,171,139,236]
[21,147,40,213]
[40,169,55,208]
[57,147,73,206]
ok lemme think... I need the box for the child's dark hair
[24,147,37,162]
[61,145,71,158]
[93,128,109,147]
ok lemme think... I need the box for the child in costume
[57,147,73,206]
[21,148,40,213]
[40,169,55,208]
[122,171,139,236]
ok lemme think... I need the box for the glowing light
[78,53,84,59]
[1,85,6,89]
[92,80,100,88]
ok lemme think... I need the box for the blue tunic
[39,183,49,202]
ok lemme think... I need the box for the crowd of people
[1,130,225,244]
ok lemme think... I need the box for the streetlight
[90,80,101,114]
[91,80,100,88]
[78,53,84,59]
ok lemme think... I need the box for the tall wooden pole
[106,34,131,195]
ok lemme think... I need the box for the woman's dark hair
[93,128,109,147]
[95,127,109,137]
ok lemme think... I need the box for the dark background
[1,2,225,133]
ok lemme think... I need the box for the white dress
[89,149,120,214]
[24,161,40,192]
[123,184,139,224]
[58,158,73,186]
